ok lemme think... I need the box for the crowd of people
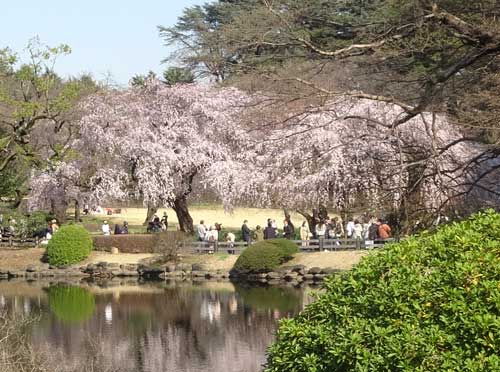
[195,215,392,245]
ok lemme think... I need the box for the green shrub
[27,211,53,235]
[234,242,284,273]
[266,210,500,372]
[47,225,92,266]
[48,285,95,323]
[266,238,299,260]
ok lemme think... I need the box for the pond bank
[0,249,368,285]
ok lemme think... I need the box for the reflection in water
[105,304,113,325]
[48,285,96,323]
[0,280,311,372]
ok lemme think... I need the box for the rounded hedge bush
[266,238,299,260]
[48,285,96,323]
[47,224,93,266]
[266,210,500,371]
[234,242,284,273]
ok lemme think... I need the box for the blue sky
[1,0,205,85]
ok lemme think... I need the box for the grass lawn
[79,204,304,232]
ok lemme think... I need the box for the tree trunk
[143,205,158,226]
[50,198,68,224]
[297,210,314,234]
[173,196,194,234]
[74,199,80,222]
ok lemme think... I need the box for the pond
[0,279,317,372]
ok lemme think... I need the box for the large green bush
[266,238,299,260]
[47,225,93,266]
[266,210,500,371]
[48,285,96,323]
[234,242,284,273]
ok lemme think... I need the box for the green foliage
[163,67,195,85]
[266,210,500,371]
[47,225,92,266]
[48,285,95,323]
[27,211,53,235]
[234,242,284,273]
[0,209,52,237]
[266,238,299,260]
[130,70,157,87]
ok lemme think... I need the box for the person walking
[241,220,252,244]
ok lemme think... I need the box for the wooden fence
[0,234,395,254]
[0,236,40,249]
[179,238,395,255]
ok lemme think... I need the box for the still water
[0,279,315,372]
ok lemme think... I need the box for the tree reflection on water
[0,280,309,372]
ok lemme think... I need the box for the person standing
[264,221,276,240]
[315,221,326,239]
[368,218,380,240]
[346,217,355,238]
[241,220,252,244]
[102,221,111,236]
[352,220,363,239]
[254,225,264,242]
[300,221,311,247]
[226,232,236,253]
[197,220,207,242]
[362,217,371,240]
[283,220,294,239]
[161,212,168,230]
[51,219,59,233]
[353,219,364,249]
[121,221,129,234]
[378,219,392,240]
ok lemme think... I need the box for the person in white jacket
[102,221,111,236]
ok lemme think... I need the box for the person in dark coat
[241,220,251,244]
[368,219,380,240]
[283,220,295,239]
[264,221,276,240]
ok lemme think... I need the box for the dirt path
[0,248,368,272]
[288,251,368,271]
